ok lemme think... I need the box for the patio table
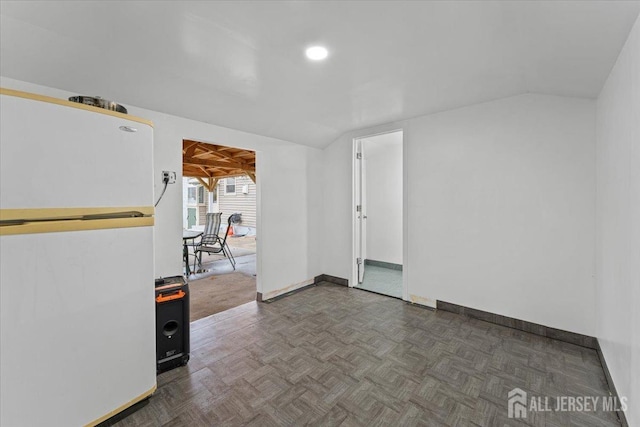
[183,230,203,276]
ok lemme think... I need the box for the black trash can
[154,276,190,374]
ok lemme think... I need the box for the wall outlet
[162,171,176,184]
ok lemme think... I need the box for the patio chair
[193,213,236,272]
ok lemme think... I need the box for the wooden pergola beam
[185,141,252,166]
[193,177,219,192]
[182,139,256,184]
[184,156,255,173]
[183,165,246,179]
[195,177,209,189]
[184,141,199,158]
[211,178,219,192]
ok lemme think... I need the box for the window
[187,187,197,204]
[225,177,236,195]
[197,186,205,204]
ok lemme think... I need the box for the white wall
[362,132,403,265]
[1,77,324,298]
[596,16,639,426]
[324,93,597,336]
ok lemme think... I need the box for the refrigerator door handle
[0,210,148,226]
[81,210,146,220]
[0,207,155,236]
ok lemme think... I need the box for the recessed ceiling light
[306,46,328,61]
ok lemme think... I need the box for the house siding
[198,204,207,225]
[217,176,257,229]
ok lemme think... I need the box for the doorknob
[363,215,367,219]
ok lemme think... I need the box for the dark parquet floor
[115,283,619,426]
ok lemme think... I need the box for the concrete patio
[184,234,257,280]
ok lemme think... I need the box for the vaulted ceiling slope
[1,1,638,148]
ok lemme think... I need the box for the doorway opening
[353,130,404,299]
[182,140,258,322]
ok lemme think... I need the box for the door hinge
[357,258,362,265]
[356,152,362,160]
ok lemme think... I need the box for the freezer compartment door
[0,92,154,210]
[0,226,156,426]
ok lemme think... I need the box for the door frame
[351,128,407,300]
[354,138,367,284]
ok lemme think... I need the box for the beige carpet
[188,272,256,322]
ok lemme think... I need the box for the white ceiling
[1,1,638,148]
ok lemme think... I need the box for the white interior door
[354,130,404,295]
[356,140,367,283]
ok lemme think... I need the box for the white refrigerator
[0,88,157,426]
